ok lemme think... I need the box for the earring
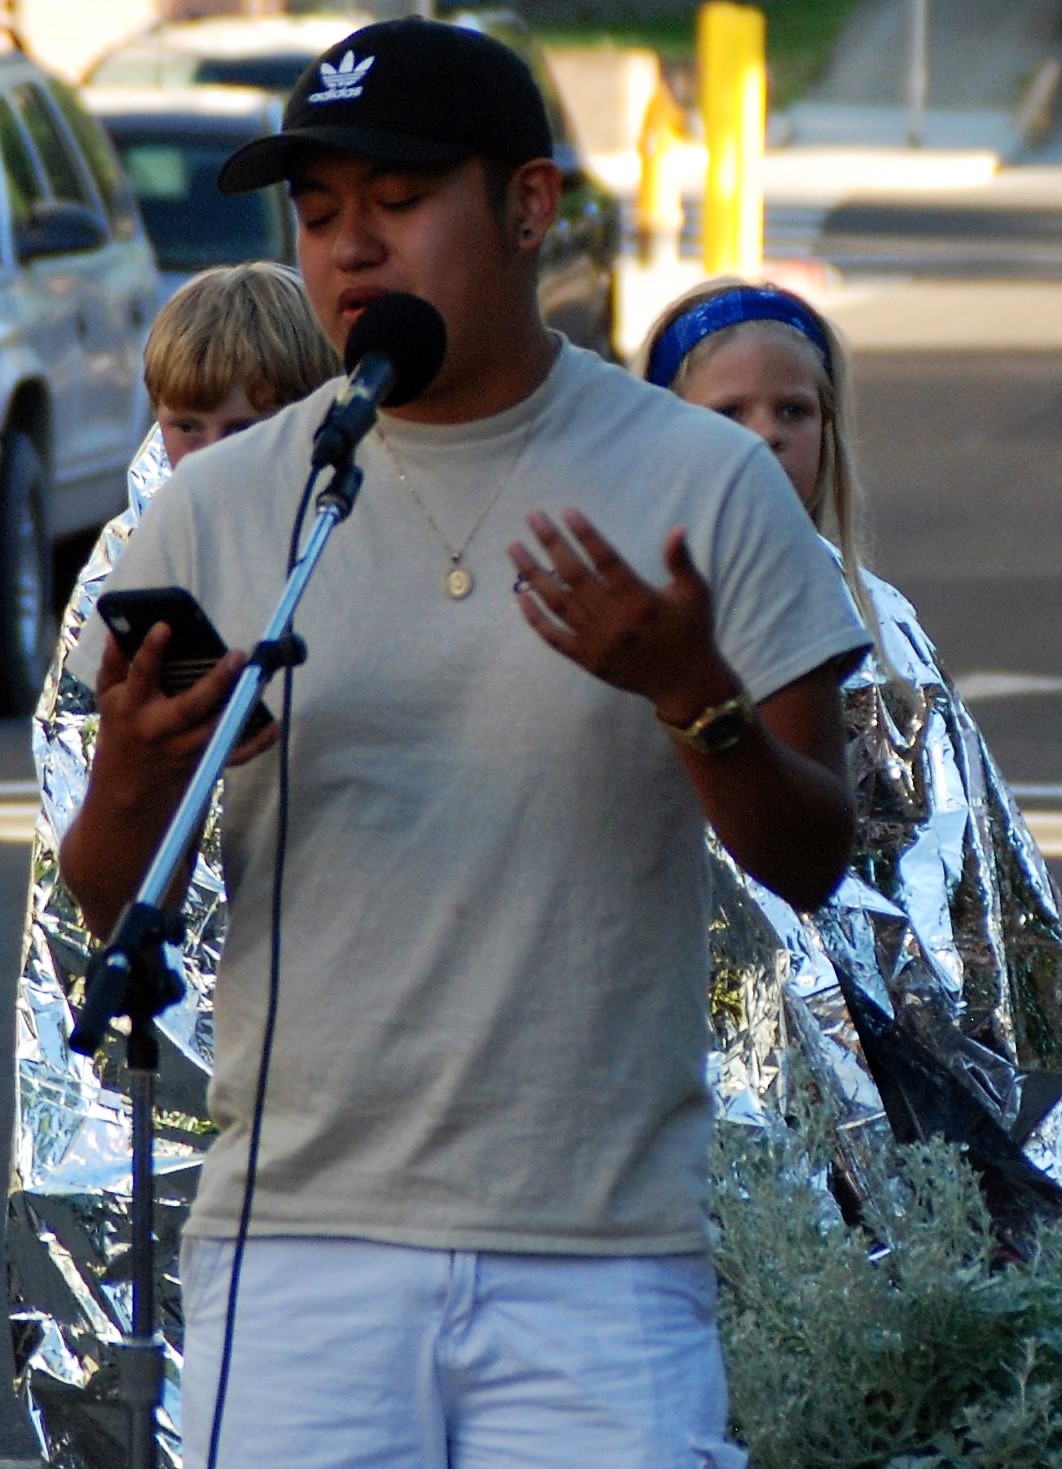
[521,226,534,240]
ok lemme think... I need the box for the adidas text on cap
[218,17,554,194]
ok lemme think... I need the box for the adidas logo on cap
[308,50,375,105]
[218,18,554,195]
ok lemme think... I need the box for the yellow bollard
[635,76,686,266]
[698,2,766,277]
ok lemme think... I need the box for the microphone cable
[204,465,316,1469]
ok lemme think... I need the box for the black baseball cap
[218,17,553,194]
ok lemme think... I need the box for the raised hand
[508,508,735,718]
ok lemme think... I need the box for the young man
[60,18,870,1468]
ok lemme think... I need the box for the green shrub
[710,1110,1062,1466]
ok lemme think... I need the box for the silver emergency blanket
[11,428,223,1466]
[10,452,1062,1462]
[707,562,1062,1232]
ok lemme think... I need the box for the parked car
[456,8,621,359]
[85,85,295,311]
[83,12,379,91]
[83,8,621,358]
[0,32,159,714]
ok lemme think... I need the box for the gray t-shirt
[71,341,869,1254]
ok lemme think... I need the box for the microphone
[311,293,447,470]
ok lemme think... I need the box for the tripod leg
[123,1064,163,1469]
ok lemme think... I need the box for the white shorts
[179,1235,747,1469]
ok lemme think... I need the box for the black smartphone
[96,585,275,735]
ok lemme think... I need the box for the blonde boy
[143,262,339,467]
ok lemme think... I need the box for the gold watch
[656,691,755,754]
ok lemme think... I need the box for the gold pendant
[446,564,473,600]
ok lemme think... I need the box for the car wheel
[0,431,53,717]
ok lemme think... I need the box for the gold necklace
[376,418,533,600]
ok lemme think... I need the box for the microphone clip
[311,352,396,472]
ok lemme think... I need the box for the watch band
[656,690,755,754]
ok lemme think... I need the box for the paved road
[615,143,1062,279]
[0,719,35,1142]
[843,334,1062,788]
[809,0,1062,114]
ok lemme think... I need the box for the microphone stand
[69,417,374,1469]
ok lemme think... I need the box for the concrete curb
[588,132,1006,212]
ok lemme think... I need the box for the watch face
[660,693,753,753]
[692,704,750,753]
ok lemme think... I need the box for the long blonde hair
[637,276,889,672]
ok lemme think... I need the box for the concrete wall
[545,44,661,154]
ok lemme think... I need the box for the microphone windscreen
[342,293,447,408]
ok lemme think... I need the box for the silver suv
[0,34,159,715]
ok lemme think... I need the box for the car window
[0,94,46,231]
[87,50,198,88]
[46,80,139,240]
[9,82,94,207]
[194,55,316,90]
[116,138,290,270]
[88,50,315,93]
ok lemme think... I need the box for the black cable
[204,466,317,1469]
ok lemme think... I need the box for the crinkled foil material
[709,562,1062,1210]
[11,428,224,1466]
[10,488,1062,1460]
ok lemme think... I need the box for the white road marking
[956,671,1062,701]
[1011,783,1062,799]
[1024,812,1062,858]
[0,798,37,844]
[0,783,38,843]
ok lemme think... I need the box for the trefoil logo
[308,51,375,105]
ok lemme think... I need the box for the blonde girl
[640,277,885,659]
[638,277,1062,1197]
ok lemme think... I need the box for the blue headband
[646,286,833,388]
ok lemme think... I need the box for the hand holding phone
[96,585,275,735]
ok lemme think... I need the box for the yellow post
[635,77,686,266]
[698,2,766,277]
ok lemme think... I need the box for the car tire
[0,430,53,717]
